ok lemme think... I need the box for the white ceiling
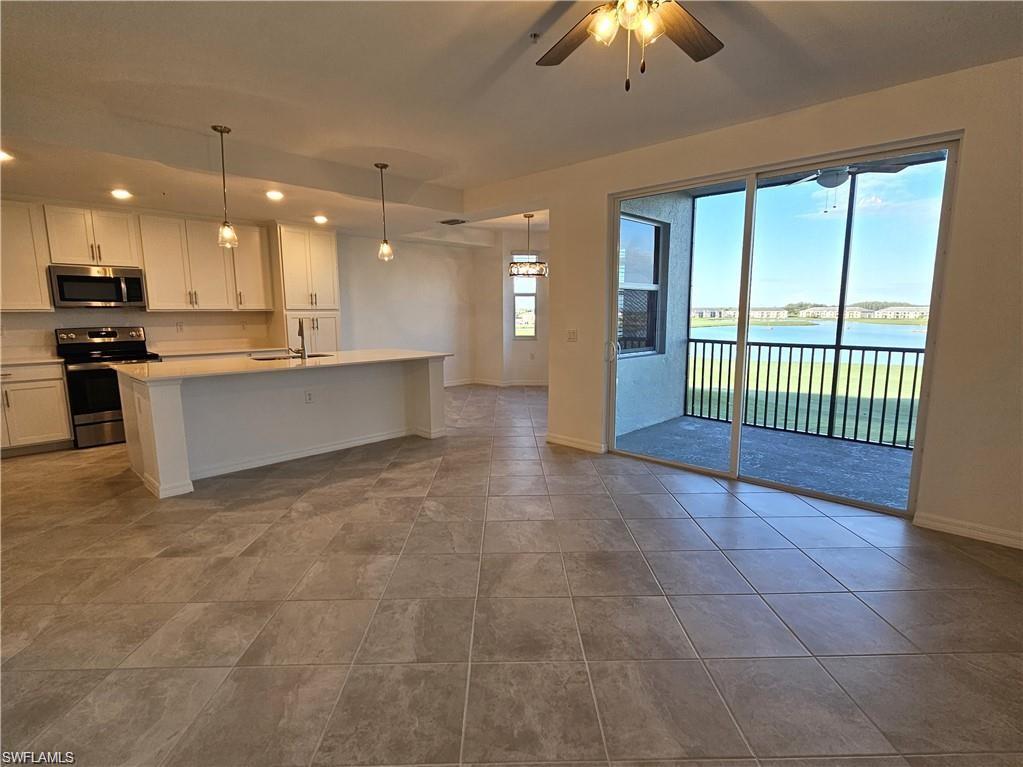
[2,1,1021,227]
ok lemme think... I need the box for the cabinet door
[44,205,95,264]
[285,314,310,352]
[185,220,236,310]
[233,225,272,310]
[90,210,140,266]
[1,201,52,311]
[280,227,313,310]
[308,230,338,309]
[313,314,339,353]
[3,380,71,446]
[1,408,10,448]
[139,215,193,310]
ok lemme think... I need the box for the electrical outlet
[304,390,313,404]
[529,352,535,361]
[567,329,578,342]
[175,322,184,333]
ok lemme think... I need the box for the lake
[691,320,928,349]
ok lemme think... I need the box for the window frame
[617,213,669,356]
[512,252,539,340]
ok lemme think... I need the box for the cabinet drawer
[0,364,64,383]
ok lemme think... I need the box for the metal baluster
[879,351,893,445]
[773,346,782,429]
[753,345,762,427]
[725,342,733,421]
[783,346,793,430]
[866,349,879,443]
[794,347,803,433]
[892,350,907,447]
[840,349,853,438]
[853,349,866,441]
[905,352,920,448]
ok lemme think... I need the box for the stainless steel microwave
[48,265,147,308]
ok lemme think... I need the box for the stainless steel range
[55,326,161,448]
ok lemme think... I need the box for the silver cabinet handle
[188,290,194,306]
[1,373,12,378]
[97,243,103,262]
[313,292,317,306]
[194,290,198,306]
[89,243,96,261]
[238,290,243,305]
[309,292,314,306]
[4,391,10,408]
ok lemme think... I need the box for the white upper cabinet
[309,230,339,309]
[184,220,236,310]
[1,201,52,311]
[279,225,338,310]
[232,224,273,310]
[45,205,140,266]
[139,215,193,310]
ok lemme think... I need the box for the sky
[687,159,948,308]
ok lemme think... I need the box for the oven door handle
[65,362,117,372]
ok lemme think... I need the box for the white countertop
[1,354,63,366]
[149,343,288,358]
[115,348,452,382]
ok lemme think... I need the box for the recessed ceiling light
[265,190,284,201]
[0,150,13,162]
[110,188,133,200]
[313,215,328,225]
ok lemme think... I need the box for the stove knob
[58,333,68,340]
[128,331,138,337]
[67,333,76,339]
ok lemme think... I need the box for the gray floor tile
[709,658,896,757]
[833,515,949,548]
[479,553,569,597]
[486,495,554,521]
[647,550,754,595]
[473,597,582,661]
[589,660,750,759]
[626,519,717,551]
[490,459,543,476]
[5,603,181,670]
[545,475,609,495]
[316,663,466,765]
[725,549,846,593]
[766,517,872,548]
[0,605,59,662]
[122,601,276,667]
[804,547,929,591]
[5,558,148,605]
[574,596,696,659]
[420,496,486,521]
[188,556,314,601]
[241,518,342,557]
[34,667,228,767]
[93,556,229,603]
[404,521,483,554]
[857,589,1023,652]
[604,475,667,495]
[77,523,196,558]
[170,666,345,767]
[0,669,108,750]
[290,554,397,599]
[488,475,549,496]
[325,521,412,554]
[241,600,375,665]
[563,552,661,596]
[550,494,620,519]
[823,653,1023,753]
[904,755,1023,766]
[764,593,917,654]
[881,546,1019,590]
[736,492,822,517]
[357,598,474,663]
[615,493,689,518]
[335,496,423,523]
[384,554,480,598]
[463,662,605,762]
[657,473,729,493]
[557,519,638,551]
[670,595,808,658]
[157,521,270,557]
[484,521,559,553]
[675,493,759,517]
[696,518,795,549]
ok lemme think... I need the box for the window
[618,215,667,353]
[513,254,538,338]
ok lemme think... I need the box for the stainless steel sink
[251,353,332,361]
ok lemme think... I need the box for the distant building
[691,308,738,319]
[872,305,929,319]
[843,307,875,319]
[799,306,839,318]
[749,309,789,319]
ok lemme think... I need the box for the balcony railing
[685,339,925,448]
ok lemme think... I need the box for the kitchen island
[115,349,451,497]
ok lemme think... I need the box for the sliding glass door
[610,144,953,511]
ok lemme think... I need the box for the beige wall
[338,236,477,385]
[464,58,1023,546]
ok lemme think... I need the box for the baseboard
[144,474,194,499]
[2,439,74,458]
[546,432,607,454]
[914,512,1023,549]
[451,378,549,388]
[444,377,476,387]
[189,427,417,481]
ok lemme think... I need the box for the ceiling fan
[787,161,913,189]
[537,0,723,92]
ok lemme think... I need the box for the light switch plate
[567,329,578,342]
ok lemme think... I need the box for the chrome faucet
[290,317,310,360]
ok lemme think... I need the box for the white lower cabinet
[286,313,339,353]
[2,379,71,447]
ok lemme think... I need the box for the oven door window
[58,276,125,304]
[66,368,121,418]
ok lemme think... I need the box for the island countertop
[114,348,452,383]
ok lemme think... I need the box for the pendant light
[375,162,394,262]
[211,125,238,248]
[508,213,549,277]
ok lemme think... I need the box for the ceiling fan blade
[852,163,907,174]
[657,1,724,62]
[536,4,606,66]
[786,173,819,186]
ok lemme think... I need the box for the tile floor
[1,384,1021,766]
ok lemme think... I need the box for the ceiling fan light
[617,0,649,31]
[635,11,664,44]
[218,222,239,248]
[588,7,619,46]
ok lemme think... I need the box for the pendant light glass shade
[211,125,239,248]
[507,213,549,277]
[375,162,394,262]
